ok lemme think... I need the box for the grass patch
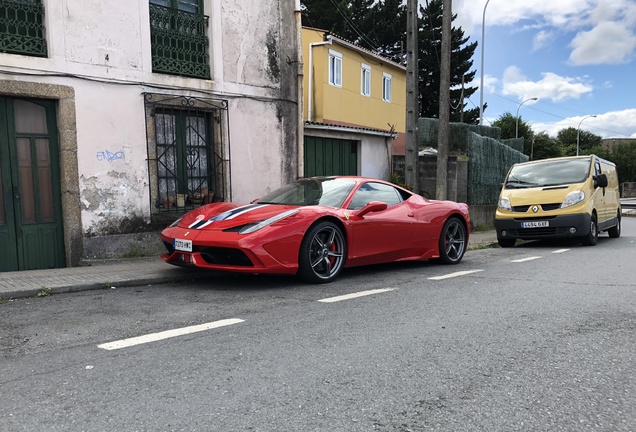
[120,244,143,259]
[37,286,51,297]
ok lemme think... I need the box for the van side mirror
[594,173,608,188]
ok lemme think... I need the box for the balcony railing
[149,3,210,79]
[0,0,47,57]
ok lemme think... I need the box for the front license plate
[521,221,549,228]
[174,238,192,252]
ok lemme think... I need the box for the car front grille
[509,227,571,238]
[198,247,254,267]
[512,203,561,212]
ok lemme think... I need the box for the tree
[417,0,479,123]
[530,132,562,160]
[491,112,534,153]
[300,0,351,35]
[557,127,602,156]
[598,142,636,184]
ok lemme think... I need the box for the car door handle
[407,213,415,217]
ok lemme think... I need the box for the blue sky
[450,0,636,138]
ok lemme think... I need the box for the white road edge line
[97,318,245,350]
[428,269,484,280]
[511,256,542,263]
[552,249,570,254]
[318,288,395,303]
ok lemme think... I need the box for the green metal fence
[0,0,47,57]
[149,3,210,79]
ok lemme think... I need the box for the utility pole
[404,0,419,193]
[436,0,452,200]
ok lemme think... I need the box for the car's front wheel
[437,217,467,264]
[497,237,516,248]
[298,221,346,283]
[581,213,598,246]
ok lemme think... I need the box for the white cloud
[502,66,593,102]
[533,30,554,51]
[532,109,636,138]
[569,22,636,65]
[453,0,636,65]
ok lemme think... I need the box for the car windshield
[505,158,592,189]
[256,178,357,207]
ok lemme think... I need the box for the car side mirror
[594,173,608,188]
[357,200,388,217]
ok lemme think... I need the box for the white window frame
[382,73,392,102]
[361,64,371,97]
[329,50,342,87]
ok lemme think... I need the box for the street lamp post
[479,0,490,126]
[576,115,597,156]
[515,97,538,139]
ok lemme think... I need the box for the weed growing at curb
[37,286,51,297]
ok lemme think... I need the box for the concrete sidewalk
[0,230,501,301]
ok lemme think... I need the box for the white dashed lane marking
[428,269,484,280]
[318,288,395,303]
[98,318,244,350]
[511,256,542,263]
[552,249,570,254]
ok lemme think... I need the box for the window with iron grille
[149,0,210,79]
[0,0,47,57]
[144,94,230,217]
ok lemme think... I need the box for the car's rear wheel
[298,221,346,283]
[608,212,621,238]
[437,217,466,264]
[581,213,598,246]
[497,237,516,248]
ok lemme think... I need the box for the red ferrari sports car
[160,176,470,283]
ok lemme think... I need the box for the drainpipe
[295,0,304,177]
[308,37,332,122]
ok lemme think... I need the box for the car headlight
[498,197,512,211]
[169,217,183,228]
[239,209,300,234]
[561,191,585,209]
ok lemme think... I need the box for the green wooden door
[304,136,358,177]
[0,97,65,272]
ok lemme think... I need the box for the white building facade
[0,0,302,270]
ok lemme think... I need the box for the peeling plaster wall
[0,0,300,256]
[73,82,150,235]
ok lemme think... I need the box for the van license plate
[174,239,192,252]
[521,221,549,228]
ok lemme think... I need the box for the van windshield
[505,158,592,189]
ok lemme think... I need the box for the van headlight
[561,191,585,208]
[498,197,512,211]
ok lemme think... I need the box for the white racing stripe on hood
[189,204,270,229]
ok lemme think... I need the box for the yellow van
[495,155,621,247]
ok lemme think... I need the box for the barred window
[149,0,210,79]
[0,0,47,57]
[144,94,230,217]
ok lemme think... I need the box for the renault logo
[532,205,539,213]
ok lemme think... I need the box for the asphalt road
[2,217,636,431]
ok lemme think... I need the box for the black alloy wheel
[437,217,467,264]
[298,221,346,283]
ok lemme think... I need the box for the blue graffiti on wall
[97,150,125,162]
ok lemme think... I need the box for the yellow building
[302,27,407,179]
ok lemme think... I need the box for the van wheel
[497,237,516,248]
[608,212,621,238]
[581,214,598,246]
